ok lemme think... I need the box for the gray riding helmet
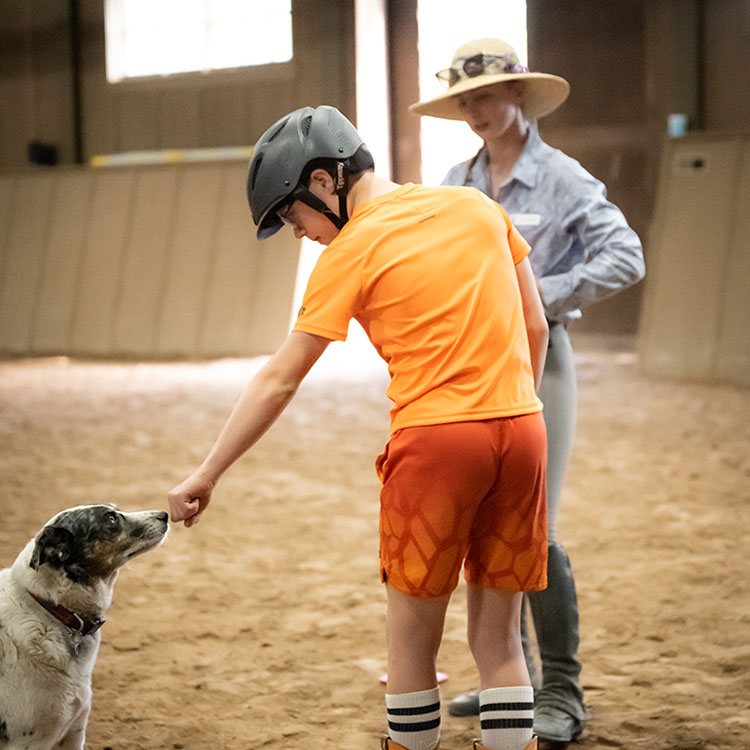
[247,105,374,240]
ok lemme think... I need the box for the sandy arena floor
[1,333,748,750]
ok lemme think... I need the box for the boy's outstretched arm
[167,331,331,527]
[515,256,549,392]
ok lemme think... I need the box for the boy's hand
[167,473,215,528]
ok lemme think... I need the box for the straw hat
[409,38,570,121]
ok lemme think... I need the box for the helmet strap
[292,161,349,230]
[335,162,349,224]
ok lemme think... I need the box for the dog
[0,505,168,750]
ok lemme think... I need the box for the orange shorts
[376,413,548,598]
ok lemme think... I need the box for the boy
[168,105,548,750]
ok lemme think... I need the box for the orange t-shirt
[293,183,542,432]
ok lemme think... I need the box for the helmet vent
[301,115,313,137]
[250,155,263,189]
[266,121,287,143]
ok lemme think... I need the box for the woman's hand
[167,472,215,528]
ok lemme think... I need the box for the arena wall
[0,160,300,359]
[639,133,750,387]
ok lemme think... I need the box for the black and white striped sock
[479,686,534,750]
[385,687,441,750]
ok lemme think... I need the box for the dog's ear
[29,525,75,570]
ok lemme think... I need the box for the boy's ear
[30,526,75,570]
[308,168,336,194]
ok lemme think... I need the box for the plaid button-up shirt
[442,124,645,323]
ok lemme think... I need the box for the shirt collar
[469,122,543,192]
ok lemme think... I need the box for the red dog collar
[28,590,105,637]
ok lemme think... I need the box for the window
[104,0,293,83]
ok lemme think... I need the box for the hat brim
[409,72,570,121]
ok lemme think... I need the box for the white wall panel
[70,169,136,354]
[0,176,16,285]
[112,167,180,355]
[247,230,303,355]
[640,134,749,386]
[200,164,259,355]
[155,165,224,357]
[714,140,750,386]
[0,174,55,353]
[0,161,301,360]
[32,171,93,352]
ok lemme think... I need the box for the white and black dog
[0,505,168,750]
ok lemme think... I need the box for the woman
[410,38,645,744]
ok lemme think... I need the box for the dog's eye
[106,511,119,526]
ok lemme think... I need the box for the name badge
[510,212,542,227]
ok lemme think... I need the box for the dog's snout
[156,511,168,523]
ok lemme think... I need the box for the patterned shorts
[376,413,548,598]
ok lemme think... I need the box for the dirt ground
[1,332,748,750]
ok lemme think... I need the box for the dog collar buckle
[27,590,105,639]
[70,611,85,632]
